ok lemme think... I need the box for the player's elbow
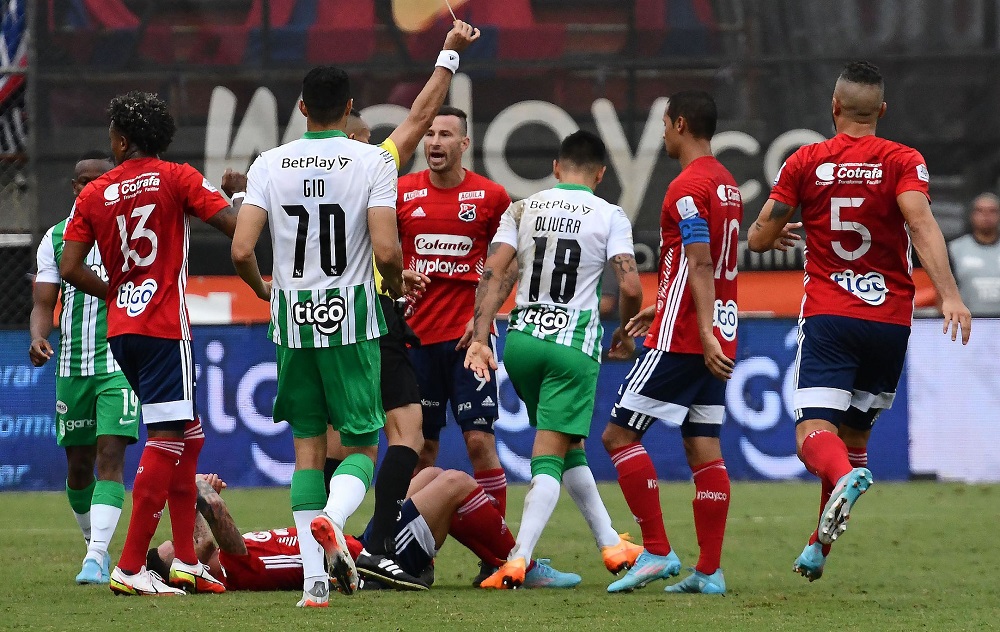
[747,230,769,253]
[230,241,255,266]
[373,240,402,273]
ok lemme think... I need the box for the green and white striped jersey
[243,130,398,348]
[493,183,635,362]
[35,219,120,377]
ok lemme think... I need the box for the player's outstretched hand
[456,317,475,350]
[464,340,497,381]
[28,337,54,367]
[402,270,430,299]
[625,305,656,338]
[774,222,803,251]
[221,168,247,198]
[443,20,480,53]
[941,296,972,345]
[701,336,735,381]
[607,327,635,360]
[196,473,227,494]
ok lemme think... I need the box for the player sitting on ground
[148,473,580,591]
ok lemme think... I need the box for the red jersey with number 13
[396,169,510,345]
[63,157,229,340]
[769,133,930,326]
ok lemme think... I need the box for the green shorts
[274,339,385,444]
[503,330,600,440]
[55,373,140,447]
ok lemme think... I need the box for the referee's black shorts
[378,294,422,412]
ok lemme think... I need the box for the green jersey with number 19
[244,129,398,348]
[35,219,120,377]
[493,183,635,362]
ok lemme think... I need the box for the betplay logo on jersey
[292,297,346,336]
[459,203,477,222]
[712,299,738,341]
[830,269,888,306]
[520,306,570,335]
[116,279,158,317]
[414,234,473,257]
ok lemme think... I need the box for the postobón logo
[831,269,888,305]
[292,297,347,336]
[712,299,738,341]
[414,234,473,257]
[116,279,158,316]
[521,307,570,335]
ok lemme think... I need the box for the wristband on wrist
[436,50,460,73]
[231,192,246,202]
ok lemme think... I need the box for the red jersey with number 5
[217,528,303,591]
[769,133,930,326]
[396,169,510,345]
[646,156,742,358]
[63,157,229,340]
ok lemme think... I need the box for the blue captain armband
[679,215,710,245]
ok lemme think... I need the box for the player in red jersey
[602,92,760,595]
[748,61,971,581]
[396,106,511,583]
[60,91,242,596]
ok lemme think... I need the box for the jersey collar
[302,130,348,139]
[554,183,593,194]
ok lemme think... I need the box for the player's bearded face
[424,115,467,173]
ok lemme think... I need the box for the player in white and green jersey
[28,151,139,585]
[232,66,415,606]
[465,131,646,588]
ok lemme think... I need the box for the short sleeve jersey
[769,133,930,326]
[948,234,1000,316]
[36,220,120,377]
[63,157,229,340]
[396,169,510,346]
[243,130,398,348]
[217,528,303,591]
[493,183,635,362]
[645,156,742,358]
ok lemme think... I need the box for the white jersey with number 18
[243,129,398,348]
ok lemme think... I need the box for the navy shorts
[793,314,910,430]
[409,338,498,441]
[610,349,726,438]
[108,334,196,427]
[361,499,434,577]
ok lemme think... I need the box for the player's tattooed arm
[206,206,239,238]
[195,477,248,556]
[747,200,801,252]
[471,242,518,343]
[608,253,643,360]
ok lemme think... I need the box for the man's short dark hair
[146,548,170,580]
[107,91,176,155]
[435,105,468,136]
[77,150,113,163]
[839,61,883,88]
[666,91,717,140]
[558,130,606,170]
[302,66,351,126]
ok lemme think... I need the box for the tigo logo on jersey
[292,297,347,336]
[414,234,474,256]
[830,269,888,306]
[916,164,929,182]
[521,306,570,335]
[458,190,485,201]
[712,299,738,341]
[716,184,742,205]
[403,188,427,202]
[116,279,158,317]
[459,203,477,222]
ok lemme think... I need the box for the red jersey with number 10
[217,528,303,591]
[396,169,510,345]
[769,133,930,326]
[645,156,742,359]
[63,157,229,340]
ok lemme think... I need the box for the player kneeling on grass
[148,473,580,593]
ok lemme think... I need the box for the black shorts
[108,334,196,430]
[379,295,421,412]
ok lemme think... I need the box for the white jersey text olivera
[492,183,634,361]
[243,130,398,347]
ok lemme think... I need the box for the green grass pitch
[1,481,996,631]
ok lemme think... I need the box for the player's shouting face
[423,113,469,173]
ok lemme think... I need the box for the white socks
[292,509,326,588]
[510,473,561,562]
[563,465,620,549]
[73,511,91,545]
[85,504,122,562]
[324,474,368,528]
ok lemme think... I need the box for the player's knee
[601,424,630,453]
[441,468,476,492]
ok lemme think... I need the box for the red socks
[800,430,852,487]
[609,443,671,556]
[117,439,184,573]
[808,446,867,556]
[448,487,514,567]
[168,421,205,564]
[691,459,730,574]
[475,469,507,517]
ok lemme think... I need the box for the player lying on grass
[147,472,580,597]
